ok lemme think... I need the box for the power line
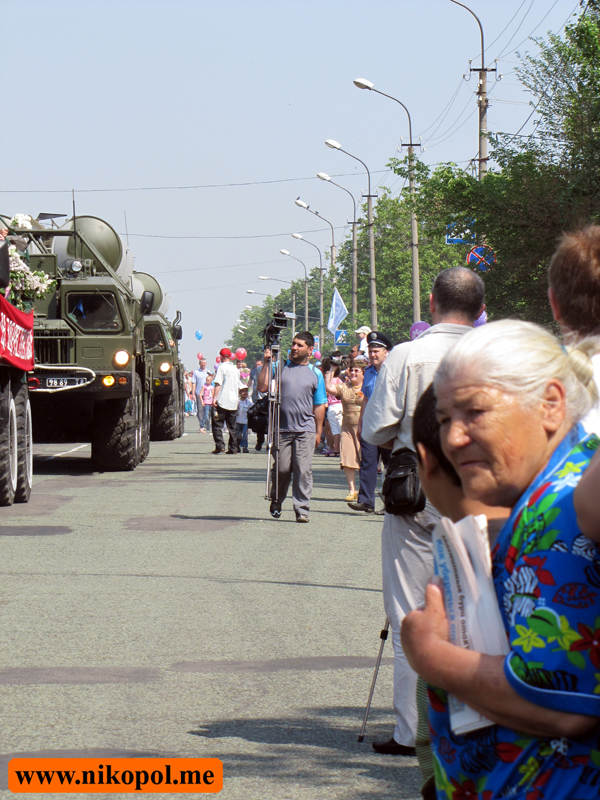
[120,225,347,241]
[152,256,317,276]
[417,78,464,138]
[494,0,538,60]
[479,0,530,56]
[0,170,389,195]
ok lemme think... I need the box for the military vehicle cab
[13,214,155,471]
[132,271,185,440]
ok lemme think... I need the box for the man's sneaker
[270,500,282,519]
[255,445,262,452]
[296,515,309,523]
[212,448,224,455]
[243,447,249,453]
[347,502,375,513]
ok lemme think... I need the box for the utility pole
[450,1,496,180]
[292,291,296,339]
[325,141,377,330]
[365,191,377,330]
[350,219,358,324]
[353,81,420,322]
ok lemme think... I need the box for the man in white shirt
[547,225,600,436]
[212,348,241,454]
[362,267,485,756]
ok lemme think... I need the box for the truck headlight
[159,362,171,373]
[114,350,130,367]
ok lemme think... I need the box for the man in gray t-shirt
[257,332,327,522]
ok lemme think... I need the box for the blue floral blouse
[428,427,600,800]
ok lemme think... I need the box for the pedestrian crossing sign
[334,330,349,346]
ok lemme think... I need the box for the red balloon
[235,347,247,361]
[215,355,221,363]
[197,352,203,360]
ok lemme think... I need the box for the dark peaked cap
[366,331,392,349]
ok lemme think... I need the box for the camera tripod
[264,338,283,502]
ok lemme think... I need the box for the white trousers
[381,508,438,746]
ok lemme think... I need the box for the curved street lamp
[325,139,377,329]
[291,233,324,345]
[354,78,421,322]
[280,249,309,330]
[317,172,358,323]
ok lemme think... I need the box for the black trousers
[212,405,239,453]
[357,436,390,507]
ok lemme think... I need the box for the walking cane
[357,617,390,742]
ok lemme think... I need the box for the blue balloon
[195,330,203,340]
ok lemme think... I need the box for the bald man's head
[431,267,485,322]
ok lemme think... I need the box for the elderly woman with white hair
[401,319,600,800]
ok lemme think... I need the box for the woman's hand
[402,582,450,682]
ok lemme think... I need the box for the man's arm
[357,395,367,439]
[401,584,599,739]
[313,404,326,447]
[256,361,271,394]
[361,357,405,446]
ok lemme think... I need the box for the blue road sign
[334,330,350,346]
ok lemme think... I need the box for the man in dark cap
[348,331,393,513]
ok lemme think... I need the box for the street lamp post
[279,250,309,331]
[294,201,334,348]
[317,172,358,325]
[449,1,495,180]
[291,233,324,347]
[259,276,296,337]
[353,79,421,322]
[325,139,377,330]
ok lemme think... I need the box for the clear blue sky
[1,0,579,366]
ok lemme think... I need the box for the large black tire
[12,379,32,503]
[176,375,186,438]
[151,377,179,441]
[140,390,150,463]
[91,374,143,471]
[0,374,18,506]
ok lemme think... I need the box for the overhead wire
[0,170,389,195]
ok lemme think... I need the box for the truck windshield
[144,324,166,352]
[66,292,123,332]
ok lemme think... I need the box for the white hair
[434,319,600,423]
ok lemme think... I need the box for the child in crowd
[236,386,253,453]
[200,373,214,433]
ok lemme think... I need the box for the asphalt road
[0,419,422,800]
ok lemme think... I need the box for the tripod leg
[357,618,390,742]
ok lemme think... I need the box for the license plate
[45,377,88,388]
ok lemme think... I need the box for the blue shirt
[428,427,600,799]
[362,364,378,400]
[278,362,326,433]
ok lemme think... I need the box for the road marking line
[41,444,87,460]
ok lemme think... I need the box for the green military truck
[132,271,185,440]
[9,214,156,471]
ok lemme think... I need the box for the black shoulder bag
[381,447,426,516]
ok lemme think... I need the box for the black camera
[263,310,296,346]
[331,350,343,367]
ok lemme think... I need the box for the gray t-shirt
[280,362,327,433]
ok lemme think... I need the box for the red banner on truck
[0,295,34,371]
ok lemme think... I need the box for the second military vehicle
[132,271,185,440]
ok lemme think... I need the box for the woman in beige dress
[325,362,365,500]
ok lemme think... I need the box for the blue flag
[327,288,348,335]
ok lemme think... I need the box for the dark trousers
[212,405,239,453]
[358,436,390,507]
